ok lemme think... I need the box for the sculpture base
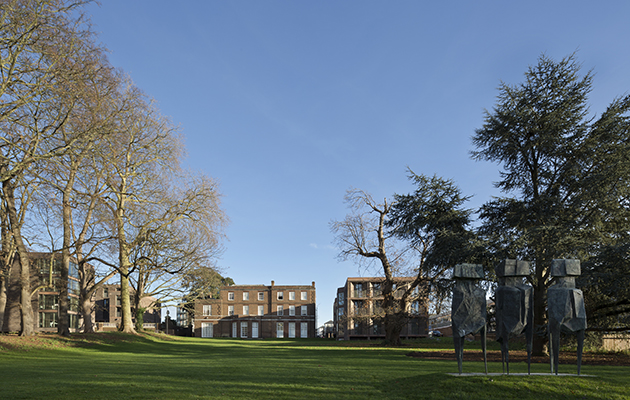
[448,372,595,377]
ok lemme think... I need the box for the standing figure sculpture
[495,259,533,374]
[451,263,487,374]
[547,259,587,375]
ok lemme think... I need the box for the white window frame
[243,305,249,315]
[288,322,296,338]
[240,322,248,338]
[243,292,249,301]
[289,305,295,316]
[277,291,284,300]
[301,291,307,301]
[228,292,234,301]
[228,305,234,316]
[301,305,307,316]
[203,305,211,316]
[258,305,264,316]
[289,291,295,301]
[276,322,284,338]
[252,322,259,338]
[277,305,283,316]
[258,292,264,301]
[201,322,213,338]
[300,322,308,338]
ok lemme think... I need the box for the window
[228,305,234,316]
[301,291,307,301]
[277,291,283,300]
[300,322,308,338]
[38,294,59,310]
[69,262,79,279]
[103,287,109,298]
[289,291,295,301]
[338,292,345,306]
[203,305,211,316]
[258,305,264,316]
[243,292,249,301]
[39,312,58,328]
[228,292,234,301]
[241,322,248,338]
[338,308,344,316]
[354,283,364,298]
[68,279,80,295]
[288,322,296,338]
[411,301,420,314]
[277,305,283,316]
[116,295,121,306]
[289,305,295,316]
[258,292,264,301]
[372,283,382,297]
[116,307,122,317]
[243,305,249,315]
[301,306,307,316]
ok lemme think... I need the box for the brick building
[333,277,428,340]
[93,284,161,331]
[193,281,316,338]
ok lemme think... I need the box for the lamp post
[166,309,169,335]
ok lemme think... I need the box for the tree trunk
[0,275,6,331]
[3,178,34,336]
[57,175,75,336]
[80,294,94,333]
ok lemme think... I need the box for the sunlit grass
[0,333,628,399]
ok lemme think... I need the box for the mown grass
[0,333,628,399]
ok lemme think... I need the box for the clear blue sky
[86,0,630,326]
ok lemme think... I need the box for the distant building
[193,281,316,338]
[333,277,428,340]
[318,320,334,338]
[1,252,87,333]
[93,284,161,331]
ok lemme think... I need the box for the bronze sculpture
[451,263,487,374]
[547,259,587,375]
[495,259,533,374]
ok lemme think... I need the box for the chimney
[312,281,315,288]
[271,280,275,286]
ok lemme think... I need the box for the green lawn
[0,333,628,399]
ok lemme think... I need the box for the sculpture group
[450,259,587,375]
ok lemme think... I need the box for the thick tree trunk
[81,294,94,333]
[119,267,134,333]
[3,178,34,336]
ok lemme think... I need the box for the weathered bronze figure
[495,259,533,374]
[451,263,487,374]
[547,259,587,375]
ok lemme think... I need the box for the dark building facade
[1,252,85,333]
[93,284,161,331]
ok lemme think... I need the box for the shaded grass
[0,333,628,399]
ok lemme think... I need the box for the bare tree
[0,0,101,336]
[331,189,417,345]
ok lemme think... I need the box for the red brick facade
[194,281,316,338]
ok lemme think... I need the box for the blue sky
[86,1,630,325]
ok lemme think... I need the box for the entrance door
[232,322,237,338]
[276,322,284,338]
[201,322,213,338]
[252,322,259,338]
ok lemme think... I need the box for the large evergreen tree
[472,54,630,355]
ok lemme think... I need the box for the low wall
[602,333,630,352]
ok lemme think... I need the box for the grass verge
[0,333,628,399]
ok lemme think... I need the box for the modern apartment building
[1,252,85,333]
[333,277,428,340]
[93,284,161,331]
[193,281,316,339]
